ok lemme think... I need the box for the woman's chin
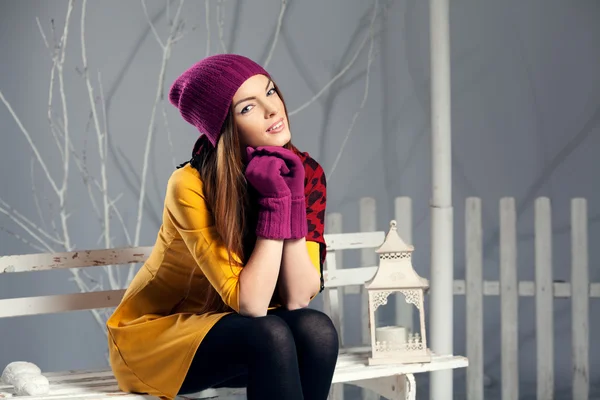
[263,130,291,147]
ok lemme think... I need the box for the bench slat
[0,247,153,273]
[323,266,377,288]
[1,267,380,318]
[0,290,125,318]
[0,351,467,399]
[0,232,384,275]
[325,232,385,251]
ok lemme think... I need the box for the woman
[106,54,339,400]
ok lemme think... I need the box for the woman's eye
[241,105,253,114]
[267,88,276,96]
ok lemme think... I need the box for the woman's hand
[247,146,307,239]
[245,149,292,198]
[245,149,292,239]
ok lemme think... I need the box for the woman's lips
[266,118,285,134]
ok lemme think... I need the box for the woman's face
[231,74,291,149]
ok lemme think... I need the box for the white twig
[141,0,165,49]
[38,17,66,160]
[68,270,107,332]
[48,81,66,160]
[162,101,177,168]
[81,0,120,290]
[0,226,46,253]
[81,267,101,285]
[0,90,60,194]
[70,140,129,245]
[0,201,54,252]
[98,72,109,175]
[0,197,63,246]
[205,0,211,56]
[31,157,49,232]
[166,0,171,25]
[35,17,51,54]
[216,0,227,53]
[328,0,379,179]
[56,0,75,253]
[288,15,373,117]
[263,0,287,68]
[134,0,185,250]
[81,0,111,249]
[111,200,132,246]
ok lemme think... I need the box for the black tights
[178,308,339,400]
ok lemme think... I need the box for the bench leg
[329,382,344,400]
[349,373,416,400]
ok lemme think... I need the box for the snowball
[0,362,41,385]
[12,373,49,396]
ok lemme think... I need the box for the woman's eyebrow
[233,79,274,108]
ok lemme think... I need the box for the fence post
[325,212,344,400]
[535,197,554,400]
[359,197,380,400]
[500,197,518,400]
[571,198,589,399]
[466,197,483,400]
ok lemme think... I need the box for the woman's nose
[265,103,278,117]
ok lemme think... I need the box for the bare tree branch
[0,197,63,246]
[142,0,165,49]
[132,0,185,284]
[0,199,55,252]
[0,226,46,253]
[30,158,49,233]
[56,0,75,252]
[134,0,185,247]
[81,0,110,249]
[263,0,287,68]
[0,90,60,194]
[204,0,211,56]
[162,101,177,168]
[216,0,227,53]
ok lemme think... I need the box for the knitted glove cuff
[289,196,308,239]
[255,195,292,239]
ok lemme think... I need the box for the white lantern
[365,220,432,365]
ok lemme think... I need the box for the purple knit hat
[169,54,270,147]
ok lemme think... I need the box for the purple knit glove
[245,149,292,239]
[247,147,307,239]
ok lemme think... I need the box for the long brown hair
[191,82,295,313]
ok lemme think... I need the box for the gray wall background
[0,0,598,398]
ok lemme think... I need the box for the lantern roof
[366,220,429,290]
[375,220,414,254]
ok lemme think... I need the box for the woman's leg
[179,313,303,400]
[269,308,339,399]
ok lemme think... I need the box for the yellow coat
[106,163,321,399]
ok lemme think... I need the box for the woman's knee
[287,309,339,349]
[246,315,296,354]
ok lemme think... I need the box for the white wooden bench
[0,231,468,399]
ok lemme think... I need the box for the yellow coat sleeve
[165,169,242,312]
[307,240,323,299]
[306,241,321,275]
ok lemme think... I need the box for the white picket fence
[327,196,597,400]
